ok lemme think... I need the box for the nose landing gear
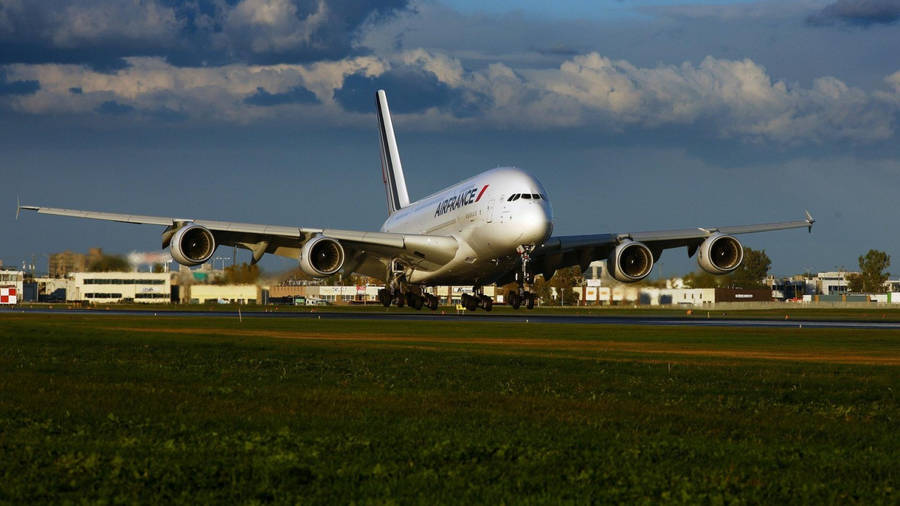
[508,245,537,310]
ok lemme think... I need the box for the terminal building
[68,272,172,303]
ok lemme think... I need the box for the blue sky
[2,0,900,277]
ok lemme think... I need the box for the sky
[2,0,900,278]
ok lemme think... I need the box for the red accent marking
[9,288,15,296]
[475,184,489,202]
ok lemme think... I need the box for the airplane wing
[18,205,458,274]
[530,212,814,279]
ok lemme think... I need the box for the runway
[7,307,900,329]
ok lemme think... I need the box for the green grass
[18,300,900,321]
[0,314,897,504]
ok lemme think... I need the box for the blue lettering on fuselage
[434,187,478,217]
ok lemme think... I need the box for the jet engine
[170,224,216,266]
[300,236,345,277]
[697,233,743,274]
[608,240,654,282]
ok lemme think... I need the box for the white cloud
[51,0,181,48]
[3,55,386,122]
[226,0,330,53]
[400,49,464,87]
[1,51,898,143]
[471,54,897,142]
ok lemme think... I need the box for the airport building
[68,272,172,304]
[33,277,70,302]
[815,271,855,295]
[187,284,260,304]
[577,286,773,306]
[0,269,24,305]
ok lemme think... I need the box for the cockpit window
[540,193,547,200]
[508,194,520,201]
[532,194,541,200]
[521,193,532,199]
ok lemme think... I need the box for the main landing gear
[377,286,439,310]
[461,287,493,312]
[508,245,536,310]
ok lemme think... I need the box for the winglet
[805,210,815,233]
[16,202,39,220]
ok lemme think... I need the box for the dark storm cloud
[95,100,134,115]
[244,85,318,106]
[146,106,188,122]
[0,69,38,95]
[220,0,409,66]
[335,68,454,113]
[0,0,410,69]
[807,0,900,26]
[334,67,491,116]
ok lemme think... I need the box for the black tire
[426,294,438,310]
[464,294,478,311]
[508,291,521,310]
[378,289,391,307]
[412,293,424,310]
[483,296,493,312]
[526,292,535,310]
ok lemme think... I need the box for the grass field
[18,301,900,322]
[1,314,897,504]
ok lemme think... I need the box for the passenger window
[521,194,532,199]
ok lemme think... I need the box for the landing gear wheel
[378,289,391,307]
[508,291,521,310]
[463,294,478,311]
[525,292,535,310]
[395,292,405,308]
[411,293,424,310]
[426,294,439,310]
[481,295,493,312]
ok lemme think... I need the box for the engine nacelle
[170,224,216,266]
[697,234,744,274]
[608,240,654,282]
[300,236,345,277]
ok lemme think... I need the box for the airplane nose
[522,202,553,244]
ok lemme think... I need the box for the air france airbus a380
[20,90,814,311]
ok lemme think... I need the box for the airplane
[19,90,814,311]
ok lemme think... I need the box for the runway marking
[110,327,900,366]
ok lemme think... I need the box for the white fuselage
[380,167,553,285]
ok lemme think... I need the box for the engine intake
[170,224,216,266]
[697,234,743,274]
[300,236,345,277]
[608,240,654,282]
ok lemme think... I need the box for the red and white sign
[0,287,17,304]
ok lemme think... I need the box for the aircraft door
[486,199,495,223]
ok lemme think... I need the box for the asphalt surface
[6,307,900,329]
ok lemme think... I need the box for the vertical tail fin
[376,90,410,215]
